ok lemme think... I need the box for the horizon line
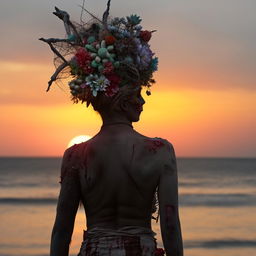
[0,155,255,159]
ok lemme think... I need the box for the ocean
[0,157,256,256]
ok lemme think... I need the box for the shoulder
[145,137,177,172]
[141,135,174,155]
[63,141,88,161]
[133,130,175,154]
[134,133,176,164]
[60,142,88,183]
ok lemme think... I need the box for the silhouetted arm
[50,146,81,256]
[158,141,183,256]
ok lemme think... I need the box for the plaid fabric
[78,227,157,256]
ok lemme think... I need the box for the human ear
[119,97,130,112]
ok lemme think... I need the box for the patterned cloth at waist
[78,226,157,256]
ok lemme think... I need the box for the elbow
[51,225,73,242]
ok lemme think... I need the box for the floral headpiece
[40,0,158,106]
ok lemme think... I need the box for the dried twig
[80,0,86,23]
[53,7,82,44]
[38,37,76,45]
[102,0,111,26]
[53,7,71,35]
[46,62,70,92]
[39,37,68,64]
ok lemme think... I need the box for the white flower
[95,75,110,91]
[85,75,110,97]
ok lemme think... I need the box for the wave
[185,239,256,248]
[0,197,57,205]
[0,193,255,207]
[0,182,52,188]
[180,193,256,207]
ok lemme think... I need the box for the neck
[101,115,133,131]
[102,121,133,129]
[102,113,132,126]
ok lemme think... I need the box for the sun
[67,135,92,148]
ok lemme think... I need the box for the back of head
[40,1,158,114]
[90,84,141,117]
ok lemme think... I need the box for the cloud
[0,0,255,90]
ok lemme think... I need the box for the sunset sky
[0,0,255,157]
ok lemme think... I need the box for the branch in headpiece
[53,7,82,44]
[46,62,70,92]
[80,0,86,23]
[102,0,111,27]
[39,37,68,64]
[38,37,76,45]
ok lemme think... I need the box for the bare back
[77,129,164,229]
[52,126,183,255]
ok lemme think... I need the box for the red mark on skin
[155,248,166,255]
[145,138,165,153]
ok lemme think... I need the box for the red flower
[105,35,117,45]
[83,65,94,74]
[75,48,92,68]
[105,73,121,97]
[106,73,121,85]
[155,248,165,256]
[103,62,114,74]
[140,30,152,42]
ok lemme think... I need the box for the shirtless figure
[50,87,183,255]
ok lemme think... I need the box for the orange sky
[0,0,255,157]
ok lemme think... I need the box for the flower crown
[40,0,158,107]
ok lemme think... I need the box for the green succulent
[126,14,142,25]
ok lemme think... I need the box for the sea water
[0,157,256,256]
